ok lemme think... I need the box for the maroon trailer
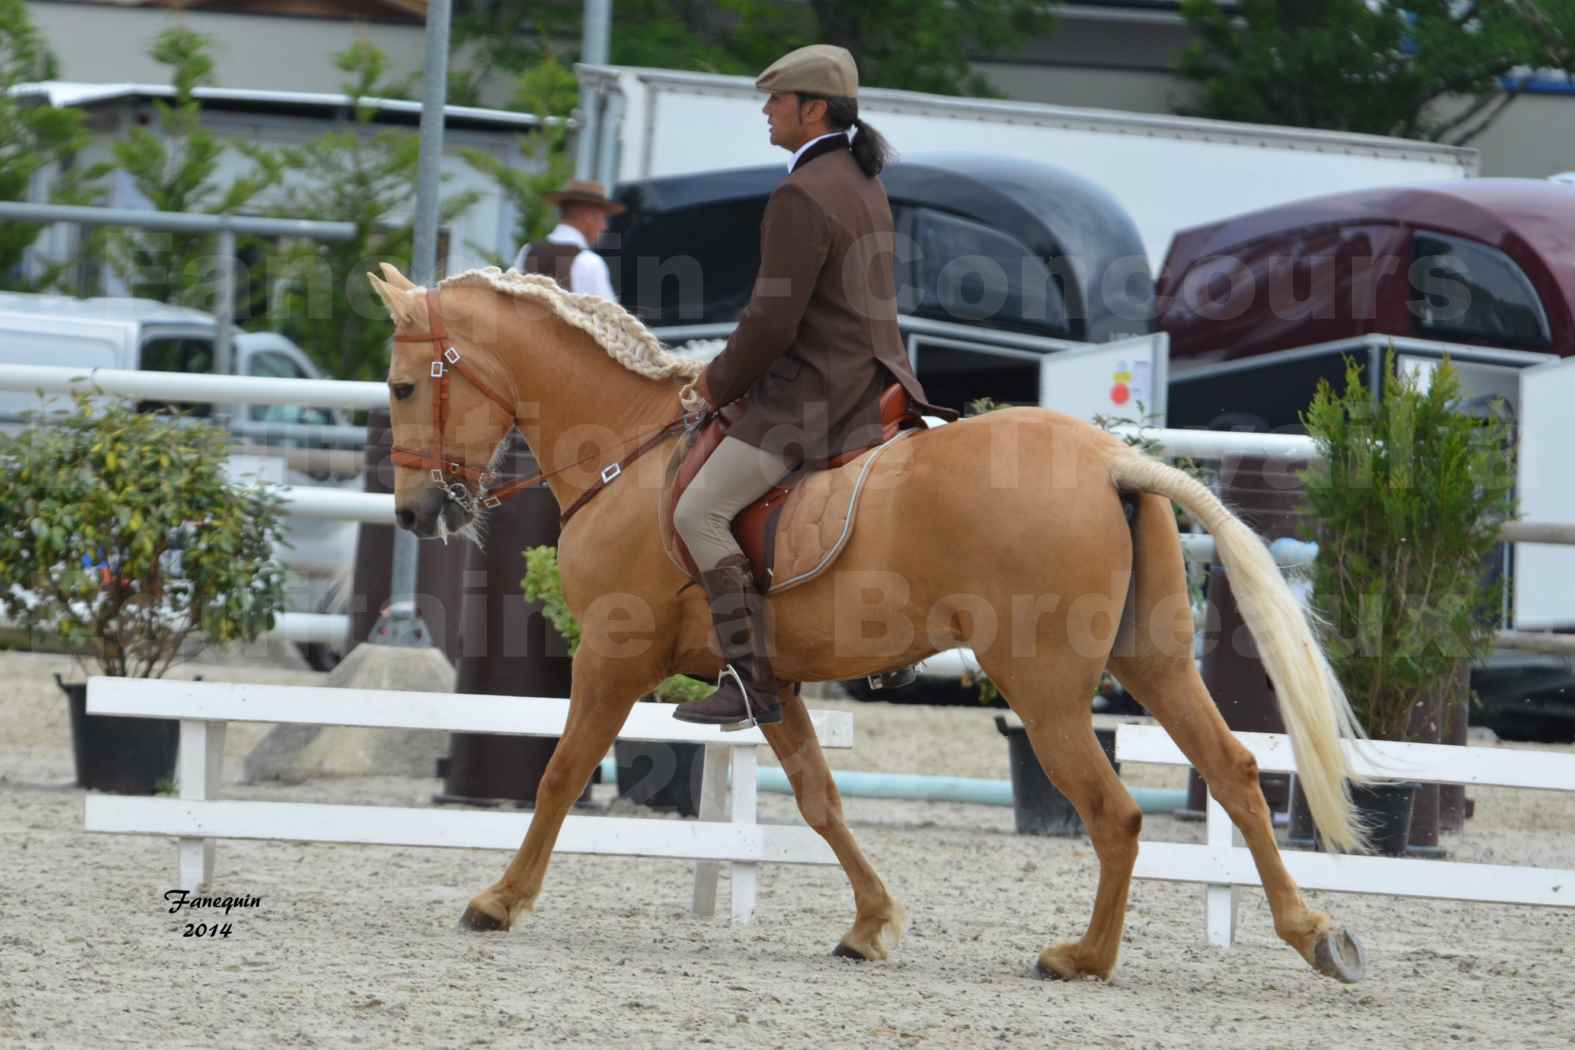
[1150,178,1575,839]
[1159,177,1574,433]
[1159,178,1574,362]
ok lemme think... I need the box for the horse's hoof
[1312,928,1365,984]
[1036,944,1110,982]
[1035,956,1073,981]
[832,941,869,961]
[458,903,509,932]
[1036,943,1079,981]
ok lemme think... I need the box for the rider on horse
[673,44,955,730]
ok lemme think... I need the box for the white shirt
[510,223,616,300]
[788,131,848,172]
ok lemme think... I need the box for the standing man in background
[511,178,621,298]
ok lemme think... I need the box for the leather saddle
[663,382,929,594]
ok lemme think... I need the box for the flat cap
[754,44,858,98]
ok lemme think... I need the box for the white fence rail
[82,678,855,924]
[1116,725,1575,947]
[6,364,1569,653]
[0,364,385,410]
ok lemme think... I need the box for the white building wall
[26,1,516,106]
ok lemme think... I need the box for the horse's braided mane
[435,267,706,382]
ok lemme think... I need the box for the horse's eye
[391,383,415,401]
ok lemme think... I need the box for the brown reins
[388,287,693,526]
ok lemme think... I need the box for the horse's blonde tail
[1108,446,1368,853]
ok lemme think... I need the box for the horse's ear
[366,272,422,327]
[379,262,418,290]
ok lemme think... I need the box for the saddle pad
[763,429,914,594]
[659,428,918,595]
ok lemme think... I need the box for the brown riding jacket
[701,135,957,468]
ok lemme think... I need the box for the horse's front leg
[459,649,646,931]
[761,687,906,960]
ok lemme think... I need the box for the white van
[0,293,344,437]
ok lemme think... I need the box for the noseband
[388,289,523,508]
[387,287,691,525]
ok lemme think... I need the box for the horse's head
[367,263,518,541]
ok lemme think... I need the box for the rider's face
[764,92,808,151]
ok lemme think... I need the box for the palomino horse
[368,264,1369,984]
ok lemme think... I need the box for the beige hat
[755,44,859,99]
[544,178,625,215]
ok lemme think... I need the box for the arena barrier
[80,677,855,924]
[1116,724,1575,946]
[8,364,1572,655]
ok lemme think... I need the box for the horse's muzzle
[395,485,470,538]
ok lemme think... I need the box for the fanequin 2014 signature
[163,890,262,938]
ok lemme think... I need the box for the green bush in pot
[1299,353,1515,851]
[0,394,287,790]
[1302,354,1514,741]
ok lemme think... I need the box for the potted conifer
[0,394,286,793]
[1300,353,1514,853]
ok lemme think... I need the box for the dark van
[601,151,1155,414]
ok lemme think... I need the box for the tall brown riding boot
[673,553,784,730]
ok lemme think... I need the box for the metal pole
[411,0,451,289]
[382,0,452,645]
[215,226,236,377]
[0,201,356,239]
[574,0,612,179]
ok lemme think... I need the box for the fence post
[177,718,225,892]
[1203,791,1237,947]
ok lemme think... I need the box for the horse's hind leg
[978,650,1142,982]
[1106,492,1363,982]
[761,686,906,961]
[1110,656,1361,980]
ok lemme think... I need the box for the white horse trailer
[575,64,1478,270]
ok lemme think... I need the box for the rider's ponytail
[807,95,895,177]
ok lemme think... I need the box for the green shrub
[1301,353,1515,740]
[0,394,287,677]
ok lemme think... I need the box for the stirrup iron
[867,666,918,691]
[717,664,760,732]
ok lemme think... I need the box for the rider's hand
[679,374,712,414]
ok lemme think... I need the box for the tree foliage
[0,395,287,678]
[459,53,577,263]
[1178,0,1575,144]
[107,27,282,310]
[264,42,480,380]
[0,0,109,291]
[1301,354,1515,741]
[450,0,1058,98]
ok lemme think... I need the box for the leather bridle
[387,288,693,526]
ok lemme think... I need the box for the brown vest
[521,240,581,290]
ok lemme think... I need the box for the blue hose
[599,757,1185,812]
